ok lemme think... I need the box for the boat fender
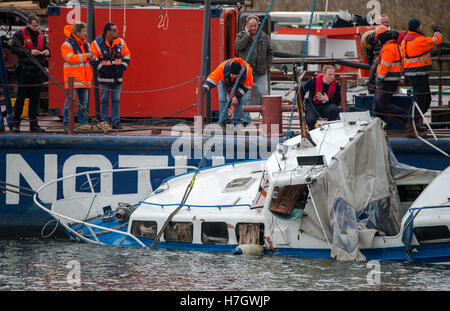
[115,203,134,222]
[233,244,264,255]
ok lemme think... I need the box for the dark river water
[1,238,449,292]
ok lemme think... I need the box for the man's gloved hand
[203,84,210,93]
[432,25,441,33]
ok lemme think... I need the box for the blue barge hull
[0,133,449,237]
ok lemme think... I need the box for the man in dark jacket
[235,15,272,108]
[300,65,340,130]
[90,22,131,129]
[365,14,390,93]
[10,14,50,132]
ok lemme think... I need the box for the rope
[0,180,36,197]
[285,0,317,138]
[197,0,276,169]
[149,0,276,249]
[221,0,276,129]
[123,0,127,38]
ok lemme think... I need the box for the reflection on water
[0,238,449,291]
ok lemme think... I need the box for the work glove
[432,25,441,33]
[203,84,210,93]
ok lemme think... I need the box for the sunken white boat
[34,112,450,263]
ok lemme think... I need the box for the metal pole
[196,76,204,117]
[87,0,101,120]
[0,37,13,130]
[206,30,211,123]
[68,76,75,135]
[200,0,211,122]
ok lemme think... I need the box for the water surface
[0,238,449,291]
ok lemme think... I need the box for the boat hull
[70,219,450,264]
[0,134,448,237]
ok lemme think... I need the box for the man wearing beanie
[400,18,442,132]
[373,26,425,138]
[203,58,254,126]
[364,13,390,93]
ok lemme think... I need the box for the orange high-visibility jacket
[205,58,253,99]
[90,35,131,84]
[376,40,402,86]
[400,30,442,76]
[61,25,93,89]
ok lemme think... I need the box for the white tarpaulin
[301,118,403,261]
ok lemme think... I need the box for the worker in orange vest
[374,26,425,138]
[400,18,442,131]
[203,58,254,127]
[364,14,390,93]
[61,22,94,130]
[90,22,131,129]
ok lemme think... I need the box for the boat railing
[33,165,199,248]
[139,201,252,210]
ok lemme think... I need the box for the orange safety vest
[61,25,93,89]
[313,73,336,103]
[400,30,442,76]
[376,40,402,84]
[206,58,253,98]
[21,27,44,51]
[90,35,131,84]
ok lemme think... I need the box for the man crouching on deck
[300,65,341,130]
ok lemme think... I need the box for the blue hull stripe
[74,220,450,263]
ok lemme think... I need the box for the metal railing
[33,165,199,248]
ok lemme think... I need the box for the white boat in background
[34,112,450,263]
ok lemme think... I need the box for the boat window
[131,221,157,239]
[397,185,427,203]
[235,223,264,245]
[223,177,256,192]
[201,222,229,244]
[164,222,193,243]
[413,226,450,244]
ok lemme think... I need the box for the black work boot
[30,120,45,133]
[12,121,20,133]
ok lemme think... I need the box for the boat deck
[2,113,449,140]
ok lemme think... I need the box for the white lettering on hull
[6,154,57,205]
[4,154,175,205]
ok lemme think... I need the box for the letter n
[6,154,57,204]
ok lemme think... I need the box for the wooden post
[261,95,282,136]
[68,76,75,135]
